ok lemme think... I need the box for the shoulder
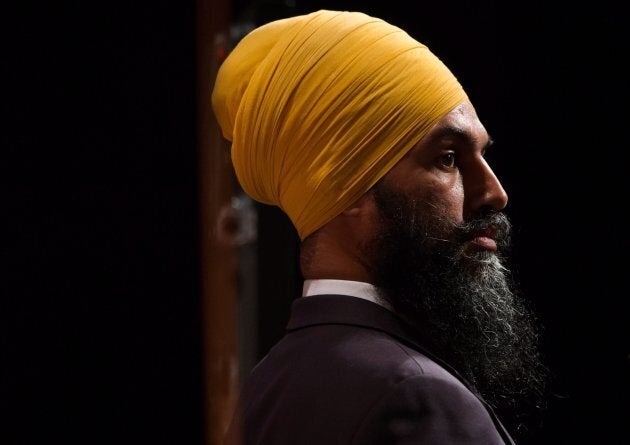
[351,373,506,444]
[303,323,457,382]
[238,323,508,444]
[273,321,460,385]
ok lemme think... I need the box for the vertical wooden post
[196,1,239,444]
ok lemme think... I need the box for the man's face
[373,101,508,238]
[364,102,546,427]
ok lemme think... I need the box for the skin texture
[301,100,508,282]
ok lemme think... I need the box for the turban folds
[212,10,468,240]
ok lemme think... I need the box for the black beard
[366,181,548,438]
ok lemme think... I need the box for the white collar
[302,279,393,312]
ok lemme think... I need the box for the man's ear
[341,189,375,217]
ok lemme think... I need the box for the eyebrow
[428,125,494,151]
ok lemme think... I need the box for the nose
[465,158,509,213]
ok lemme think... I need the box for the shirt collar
[302,279,393,312]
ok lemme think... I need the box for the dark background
[5,1,628,444]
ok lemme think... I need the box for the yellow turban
[212,10,468,240]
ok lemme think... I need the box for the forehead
[415,101,488,149]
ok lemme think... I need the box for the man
[212,9,546,444]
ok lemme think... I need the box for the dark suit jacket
[224,294,516,444]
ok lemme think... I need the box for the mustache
[454,210,512,250]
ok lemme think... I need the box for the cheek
[420,178,466,223]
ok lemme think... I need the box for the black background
[5,1,628,444]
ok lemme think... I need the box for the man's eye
[439,153,456,168]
